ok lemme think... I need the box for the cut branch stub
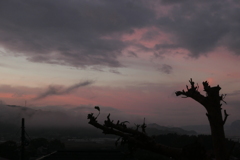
[94,106,100,112]
[202,81,211,92]
[95,106,100,118]
[175,78,200,98]
[175,79,207,106]
[87,113,97,123]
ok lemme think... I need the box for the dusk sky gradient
[0,0,240,127]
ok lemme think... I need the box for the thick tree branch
[88,112,185,159]
[104,114,148,139]
[87,110,210,160]
[175,78,207,106]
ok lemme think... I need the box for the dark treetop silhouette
[87,79,230,160]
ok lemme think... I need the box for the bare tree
[87,79,229,160]
[176,79,228,160]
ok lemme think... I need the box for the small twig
[222,110,229,125]
[220,94,227,104]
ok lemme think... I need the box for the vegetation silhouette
[88,79,236,160]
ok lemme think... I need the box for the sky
[0,0,240,127]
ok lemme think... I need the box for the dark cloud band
[0,0,240,67]
[0,0,155,68]
[34,80,94,100]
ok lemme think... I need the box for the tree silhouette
[87,79,230,160]
[175,79,228,160]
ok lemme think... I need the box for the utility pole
[21,118,25,160]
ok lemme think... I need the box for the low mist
[0,101,145,140]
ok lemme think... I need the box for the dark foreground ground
[36,139,170,160]
[0,135,239,160]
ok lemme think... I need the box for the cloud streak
[34,80,94,100]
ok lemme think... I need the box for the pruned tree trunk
[176,79,228,160]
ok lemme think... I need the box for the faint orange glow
[0,93,13,98]
[206,78,214,85]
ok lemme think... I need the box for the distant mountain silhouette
[230,120,240,130]
[146,123,197,136]
[181,125,211,134]
[225,120,240,137]
[0,105,115,140]
[181,120,240,137]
